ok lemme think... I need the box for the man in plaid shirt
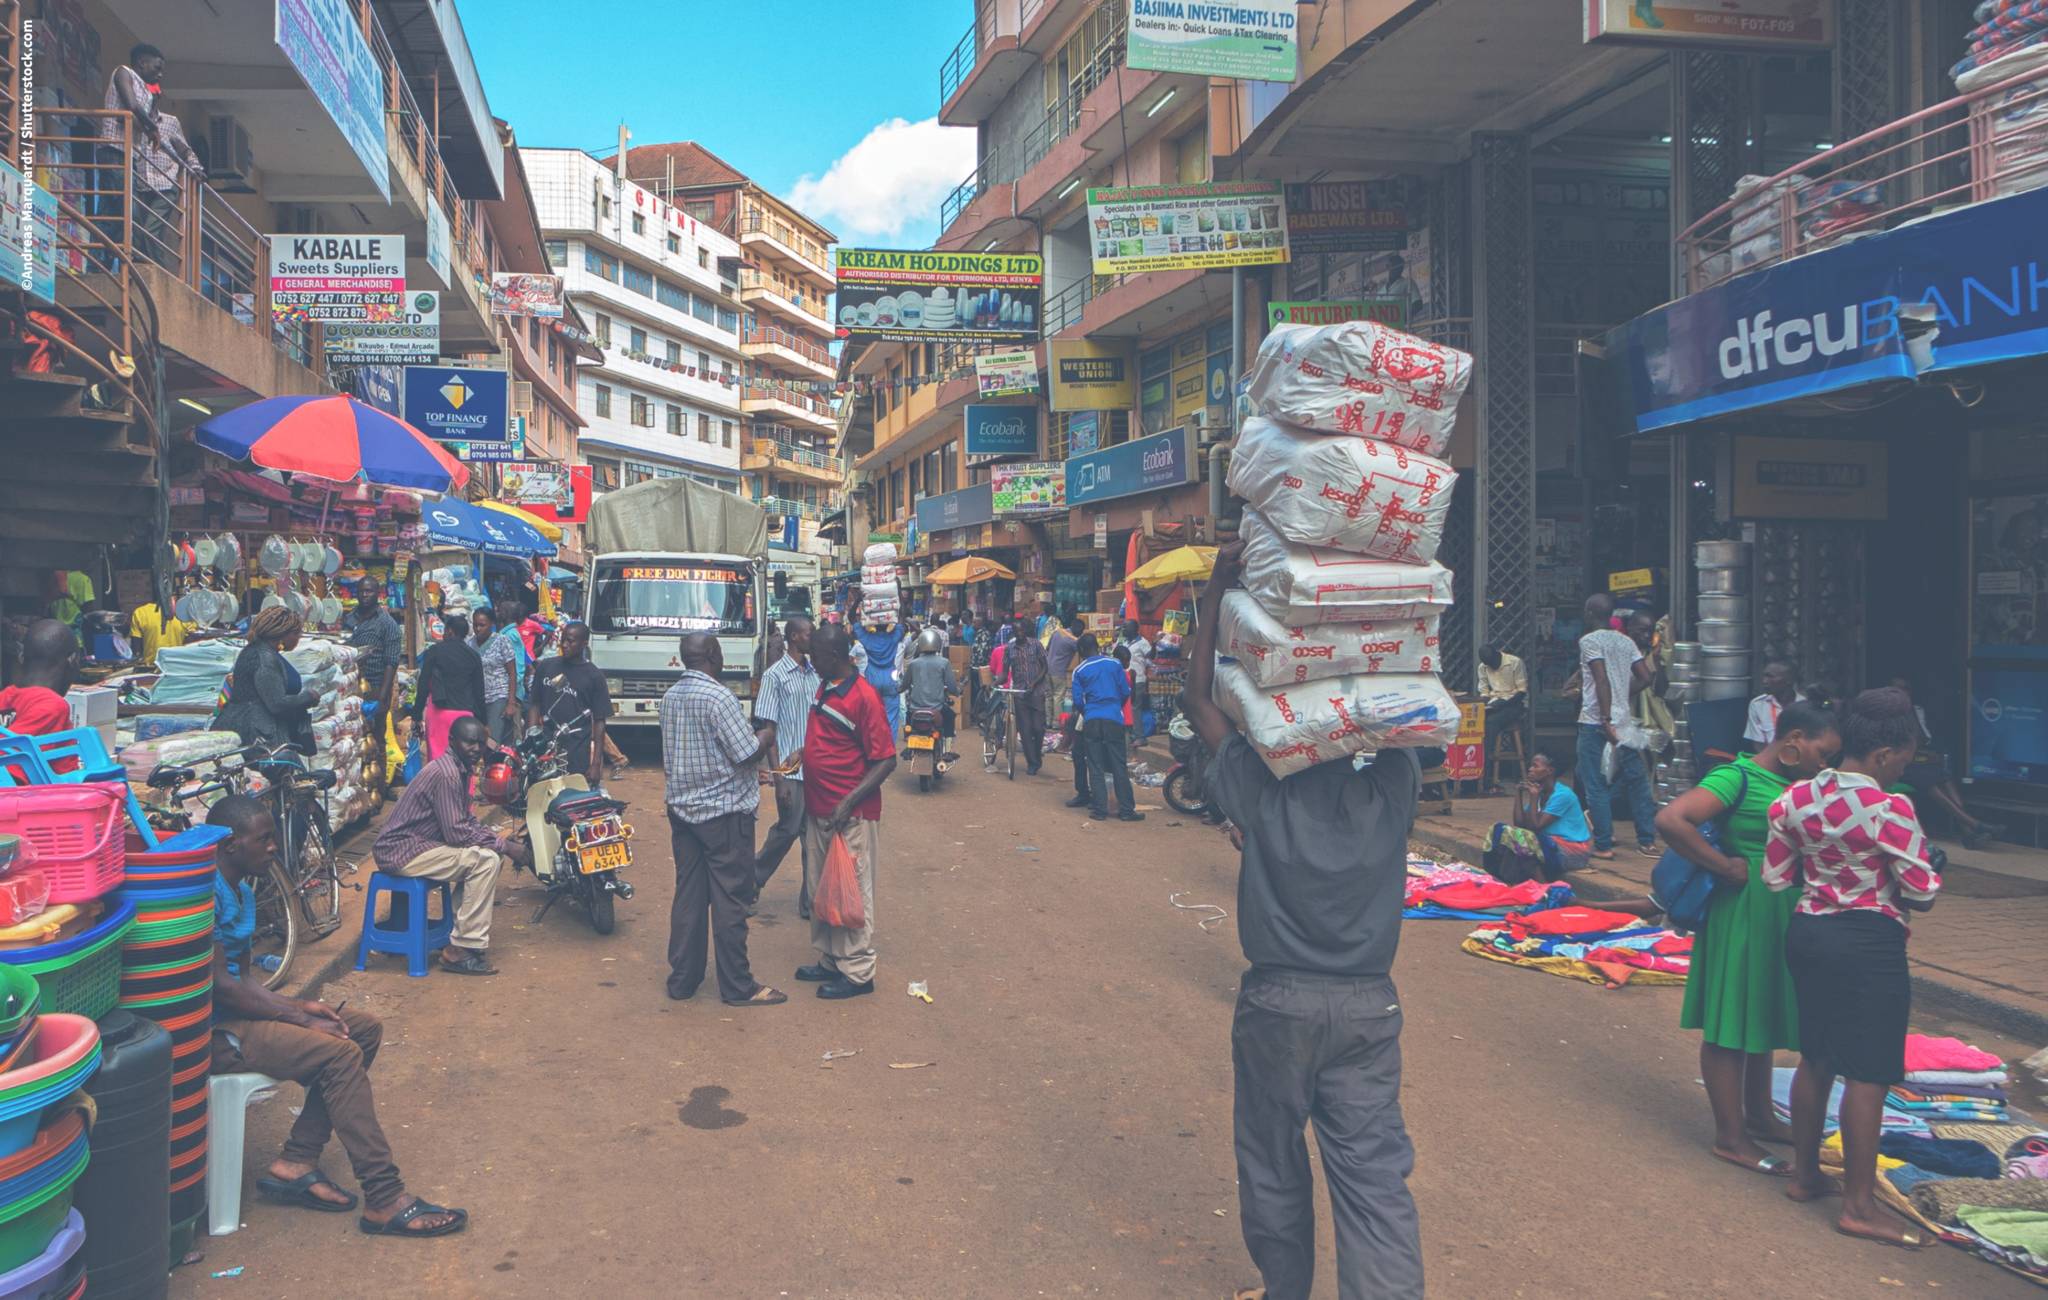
[660,632,783,1007]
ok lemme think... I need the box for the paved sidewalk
[1409,793,2048,1040]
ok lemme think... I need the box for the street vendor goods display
[1461,908,1693,988]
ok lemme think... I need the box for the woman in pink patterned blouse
[1763,687,1941,1251]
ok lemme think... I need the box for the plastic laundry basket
[0,901,134,1021]
[0,790,124,905]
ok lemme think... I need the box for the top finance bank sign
[269,235,404,322]
[1128,1,1299,82]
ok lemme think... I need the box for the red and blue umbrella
[195,394,469,492]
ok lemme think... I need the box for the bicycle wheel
[249,860,301,991]
[288,796,342,936]
[982,709,999,769]
[1004,699,1017,780]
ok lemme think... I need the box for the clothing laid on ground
[529,656,612,777]
[1680,755,1801,1055]
[0,685,72,736]
[804,674,893,824]
[1904,1033,2005,1074]
[1069,654,1130,725]
[1764,768,1941,925]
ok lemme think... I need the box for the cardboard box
[1083,612,1114,637]
[947,645,971,676]
[66,687,118,755]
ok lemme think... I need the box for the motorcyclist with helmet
[901,626,961,763]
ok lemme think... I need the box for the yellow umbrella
[927,556,1017,586]
[478,499,563,542]
[1126,545,1217,589]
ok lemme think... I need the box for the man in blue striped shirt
[753,615,818,916]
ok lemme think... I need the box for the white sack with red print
[1227,420,1457,564]
[1217,591,1441,688]
[860,562,898,587]
[1238,508,1453,628]
[1212,661,1460,777]
[1245,320,1472,457]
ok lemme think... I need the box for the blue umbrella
[421,496,557,558]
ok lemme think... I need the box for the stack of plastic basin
[115,825,228,1251]
[0,1015,100,1276]
[0,1208,83,1300]
[0,901,134,1022]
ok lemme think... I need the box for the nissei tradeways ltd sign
[964,404,1039,457]
[1602,184,2048,432]
[1066,426,1197,508]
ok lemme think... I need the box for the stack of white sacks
[860,541,901,629]
[1218,320,1471,776]
[288,639,374,826]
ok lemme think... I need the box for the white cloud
[786,117,978,246]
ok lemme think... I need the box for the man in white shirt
[1476,642,1527,728]
[1744,661,1802,751]
[1575,594,1657,860]
[1117,619,1152,732]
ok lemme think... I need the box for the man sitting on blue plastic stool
[206,795,470,1238]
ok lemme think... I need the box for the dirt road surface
[170,741,2041,1298]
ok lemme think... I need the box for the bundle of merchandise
[142,640,241,706]
[859,542,902,629]
[287,640,374,826]
[1888,1033,2014,1123]
[1955,35,2048,200]
[1217,319,1469,776]
[1403,856,1571,921]
[1461,906,1692,987]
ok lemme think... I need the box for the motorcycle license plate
[906,734,934,751]
[578,840,630,875]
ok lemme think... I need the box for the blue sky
[469,0,978,248]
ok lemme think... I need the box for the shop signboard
[1093,516,1109,550]
[964,404,1040,458]
[975,350,1040,397]
[1600,184,2048,433]
[1127,0,1299,81]
[325,291,440,364]
[500,461,594,525]
[425,199,452,289]
[352,363,403,414]
[914,481,996,534]
[1267,299,1408,329]
[1969,667,2048,785]
[1088,181,1289,276]
[447,414,526,463]
[1583,0,1831,49]
[403,365,510,445]
[268,235,404,321]
[1282,181,1408,256]
[1066,426,1197,508]
[275,0,390,201]
[1048,339,1136,411]
[993,462,1066,516]
[1446,701,1486,781]
[489,273,564,318]
[834,248,1043,344]
[0,161,56,303]
[1731,436,1887,520]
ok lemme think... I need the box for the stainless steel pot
[1670,641,1701,665]
[1702,676,1751,700]
[1699,595,1750,622]
[1696,540,1749,568]
[1699,568,1747,595]
[1697,619,1750,649]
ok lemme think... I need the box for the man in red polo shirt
[792,623,896,1000]
[0,621,80,736]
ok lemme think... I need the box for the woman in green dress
[1656,701,1839,1176]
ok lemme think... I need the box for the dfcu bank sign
[1604,185,2048,433]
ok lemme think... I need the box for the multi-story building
[618,142,844,559]
[523,144,748,494]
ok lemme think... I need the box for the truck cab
[767,548,823,629]
[582,552,764,727]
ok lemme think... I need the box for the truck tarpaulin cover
[585,478,768,557]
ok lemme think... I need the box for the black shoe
[794,963,835,982]
[1026,764,1042,776]
[1065,795,1091,809]
[817,977,875,1000]
[1118,810,1146,823]
[1089,811,1108,821]
[666,983,698,1001]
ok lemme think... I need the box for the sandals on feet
[256,1170,357,1212]
[359,1199,469,1238]
[723,986,788,1007]
[1834,1222,1927,1251]
[1713,1150,1792,1177]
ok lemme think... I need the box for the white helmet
[914,627,947,655]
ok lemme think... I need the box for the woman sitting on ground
[1481,747,1592,884]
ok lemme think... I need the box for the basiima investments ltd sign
[1127,0,1299,82]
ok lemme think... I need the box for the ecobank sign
[964,404,1038,457]
[1607,185,2048,432]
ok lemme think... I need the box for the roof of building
[607,140,838,243]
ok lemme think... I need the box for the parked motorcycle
[904,707,949,792]
[496,713,635,934]
[1162,714,1212,817]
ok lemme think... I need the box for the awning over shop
[1597,185,2048,435]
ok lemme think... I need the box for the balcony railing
[1018,24,1126,174]
[757,494,837,522]
[750,438,845,475]
[739,202,831,273]
[941,150,1005,233]
[1676,63,2046,293]
[939,19,979,106]
[741,325,832,366]
[743,384,836,419]
[737,269,829,322]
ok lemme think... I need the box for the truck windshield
[589,562,755,635]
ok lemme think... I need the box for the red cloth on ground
[1505,905,1642,937]
[1902,1033,2003,1074]
[1416,878,1552,911]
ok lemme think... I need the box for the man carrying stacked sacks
[1214,318,1469,775]
[856,542,907,738]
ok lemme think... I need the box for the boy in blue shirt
[1066,637,1142,822]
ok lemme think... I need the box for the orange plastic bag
[815,832,867,930]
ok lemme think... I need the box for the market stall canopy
[1127,545,1217,589]
[928,556,1017,586]
[478,499,562,542]
[422,496,556,558]
[196,395,469,493]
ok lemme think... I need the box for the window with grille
[594,384,612,418]
[631,394,651,426]
[667,404,683,435]
[698,351,711,374]
[717,308,738,332]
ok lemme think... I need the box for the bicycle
[147,744,345,990]
[981,687,1026,780]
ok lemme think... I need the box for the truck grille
[616,675,676,697]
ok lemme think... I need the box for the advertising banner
[324,290,440,364]
[994,462,1066,516]
[1066,427,1197,508]
[275,0,390,201]
[1048,339,1136,411]
[425,198,452,288]
[834,248,1042,344]
[1067,410,1103,456]
[965,404,1040,458]
[915,482,997,534]
[489,273,564,318]
[975,350,1040,397]
[269,235,404,321]
[1127,0,1299,81]
[502,461,594,524]
[1969,667,2048,786]
[1971,492,2048,661]
[1584,0,1832,49]
[1267,299,1409,329]
[1731,436,1888,520]
[403,365,510,445]
[352,363,402,415]
[1087,181,1288,275]
[1283,181,1409,255]
[0,162,55,303]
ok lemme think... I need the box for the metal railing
[741,324,832,366]
[941,150,1004,233]
[1018,27,1126,174]
[739,202,831,272]
[1536,323,1606,399]
[352,0,487,285]
[737,269,829,322]
[749,437,844,474]
[1406,317,1473,353]
[939,19,979,106]
[1676,62,2046,293]
[742,384,836,419]
[757,494,829,521]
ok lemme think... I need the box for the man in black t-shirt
[526,622,612,787]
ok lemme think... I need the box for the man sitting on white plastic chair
[206,795,469,1239]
